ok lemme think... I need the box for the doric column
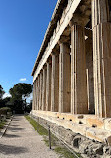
[32,82,35,110]
[42,65,47,111]
[33,81,36,110]
[38,75,40,110]
[35,79,38,110]
[59,42,71,113]
[92,0,111,117]
[39,71,43,110]
[51,52,59,112]
[37,77,39,110]
[37,75,40,110]
[71,24,88,114]
[46,60,52,111]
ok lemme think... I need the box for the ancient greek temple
[31,0,111,155]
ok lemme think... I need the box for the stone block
[86,127,111,144]
[103,118,111,132]
[75,115,87,125]
[86,117,104,129]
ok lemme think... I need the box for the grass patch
[55,146,75,158]
[25,115,48,136]
[0,121,6,129]
[25,115,81,158]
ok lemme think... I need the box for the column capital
[58,35,70,45]
[69,20,77,27]
[39,69,43,75]
[43,64,47,70]
[69,14,89,28]
[47,56,52,65]
[59,41,70,54]
[51,48,59,56]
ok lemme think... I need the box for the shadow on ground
[10,125,20,127]
[0,143,28,155]
[12,119,20,121]
[3,134,21,138]
[7,127,25,131]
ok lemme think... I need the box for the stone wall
[30,114,111,158]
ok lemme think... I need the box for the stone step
[32,110,111,145]
[86,127,111,145]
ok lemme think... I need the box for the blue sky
[0,0,57,96]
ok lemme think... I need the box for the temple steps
[32,110,111,145]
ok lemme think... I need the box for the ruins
[31,0,111,156]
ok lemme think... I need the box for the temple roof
[31,0,68,76]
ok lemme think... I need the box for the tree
[9,83,32,114]
[0,85,5,108]
[0,85,5,99]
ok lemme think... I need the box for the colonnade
[32,0,111,118]
[33,25,89,115]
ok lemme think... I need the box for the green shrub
[0,107,11,115]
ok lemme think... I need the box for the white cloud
[20,78,27,82]
[3,93,11,99]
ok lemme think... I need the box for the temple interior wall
[86,37,94,114]
[108,0,111,21]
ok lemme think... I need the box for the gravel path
[0,115,59,158]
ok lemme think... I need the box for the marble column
[42,65,47,111]
[35,79,38,110]
[36,77,39,111]
[32,82,34,110]
[38,75,40,110]
[39,71,43,110]
[51,52,59,112]
[33,81,36,110]
[59,43,71,113]
[71,24,88,114]
[92,0,111,117]
[46,60,52,111]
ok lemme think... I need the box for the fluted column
[71,24,88,114]
[92,0,111,117]
[59,43,71,113]
[39,71,43,110]
[42,65,47,111]
[46,60,52,111]
[51,52,59,112]
[32,82,35,110]
[38,75,40,110]
[36,77,39,110]
[35,79,38,110]
[33,81,36,110]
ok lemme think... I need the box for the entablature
[32,0,92,82]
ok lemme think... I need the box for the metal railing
[37,122,80,158]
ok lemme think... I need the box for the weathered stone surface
[51,53,59,112]
[46,62,51,111]
[31,114,111,158]
[31,0,111,157]
[59,43,71,113]
[103,146,111,156]
[42,66,47,111]
[71,24,88,114]
[79,140,91,154]
[86,117,104,129]
[73,135,82,148]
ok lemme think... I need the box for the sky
[0,0,57,97]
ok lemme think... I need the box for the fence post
[48,125,51,149]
